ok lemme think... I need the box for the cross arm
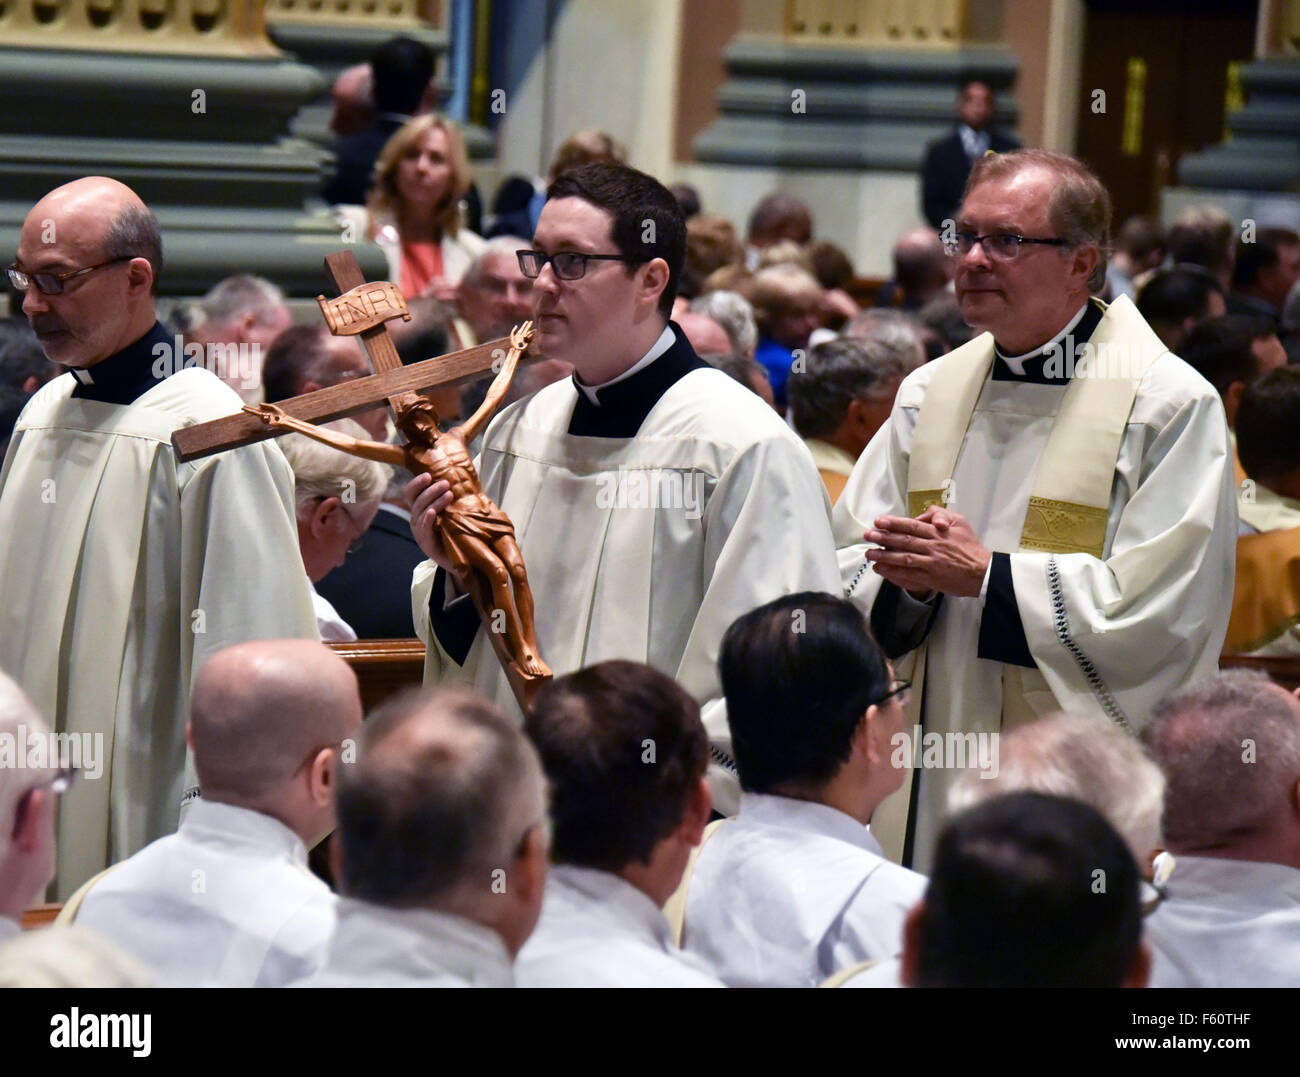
[172,337,517,462]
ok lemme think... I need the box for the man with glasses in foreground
[69,640,361,986]
[0,177,317,897]
[834,149,1236,870]
[408,161,840,814]
[677,592,924,987]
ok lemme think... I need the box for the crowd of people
[1,37,1298,990]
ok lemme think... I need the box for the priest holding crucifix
[408,162,842,814]
[833,150,1238,869]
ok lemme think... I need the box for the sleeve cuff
[870,580,942,659]
[976,552,1036,668]
[429,567,480,666]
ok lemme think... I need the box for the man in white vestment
[0,178,318,896]
[297,687,548,988]
[71,640,360,987]
[409,162,841,814]
[1140,671,1300,988]
[833,150,1236,868]
[517,660,724,988]
[679,594,925,987]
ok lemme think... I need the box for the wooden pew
[326,638,426,712]
[314,639,427,888]
[21,903,61,930]
[1219,653,1300,693]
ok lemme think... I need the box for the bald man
[886,227,951,310]
[299,688,549,987]
[69,640,360,987]
[672,310,732,358]
[0,178,318,897]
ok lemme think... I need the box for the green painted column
[0,0,387,298]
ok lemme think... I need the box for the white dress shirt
[840,956,904,988]
[75,799,336,987]
[298,899,513,987]
[682,793,927,987]
[0,918,19,943]
[311,582,357,642]
[517,864,724,987]
[1144,855,1300,988]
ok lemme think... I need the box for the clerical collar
[574,325,676,406]
[69,321,175,405]
[567,322,708,438]
[991,301,1104,385]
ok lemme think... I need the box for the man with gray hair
[187,274,292,402]
[841,710,1164,988]
[0,177,317,896]
[690,290,758,359]
[789,337,920,505]
[452,235,535,348]
[298,687,550,987]
[834,149,1236,870]
[1140,670,1300,987]
[948,712,1164,871]
[71,640,361,986]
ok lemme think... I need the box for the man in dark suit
[920,80,1019,230]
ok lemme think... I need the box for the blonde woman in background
[338,114,484,300]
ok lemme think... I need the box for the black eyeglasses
[7,257,133,295]
[875,679,911,707]
[943,232,1071,261]
[516,249,634,281]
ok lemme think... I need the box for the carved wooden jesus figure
[243,322,549,685]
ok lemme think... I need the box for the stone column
[0,0,388,296]
[1175,0,1300,198]
[679,0,1020,275]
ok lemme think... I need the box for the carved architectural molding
[0,0,277,56]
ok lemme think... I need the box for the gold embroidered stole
[907,296,1166,556]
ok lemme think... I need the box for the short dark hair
[1233,227,1300,290]
[1116,214,1164,261]
[103,204,163,294]
[915,791,1143,988]
[547,162,685,319]
[336,688,537,907]
[1178,314,1277,397]
[1166,208,1234,277]
[370,35,434,116]
[1135,266,1223,330]
[261,324,327,402]
[525,661,706,872]
[719,592,889,794]
[788,338,907,440]
[1237,366,1300,482]
[746,193,813,248]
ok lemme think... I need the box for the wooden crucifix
[173,251,552,710]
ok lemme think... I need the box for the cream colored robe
[413,366,842,813]
[0,369,317,897]
[833,301,1237,868]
